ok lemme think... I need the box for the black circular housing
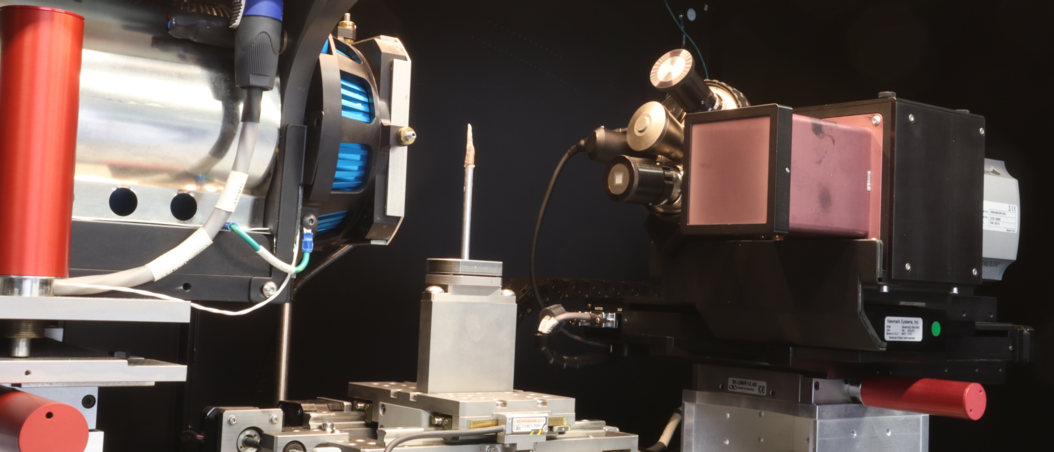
[605,155,675,204]
[649,49,716,113]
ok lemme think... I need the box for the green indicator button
[931,321,942,337]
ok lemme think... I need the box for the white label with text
[727,378,768,396]
[982,201,1018,233]
[884,316,923,342]
[511,417,547,433]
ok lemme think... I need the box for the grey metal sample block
[416,270,516,394]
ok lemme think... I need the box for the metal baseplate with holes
[206,402,635,452]
[0,340,185,386]
[0,294,191,323]
[346,382,636,452]
[683,390,928,452]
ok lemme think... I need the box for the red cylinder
[859,376,987,420]
[0,388,89,452]
[0,6,84,278]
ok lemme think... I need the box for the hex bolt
[871,115,882,126]
[228,415,237,426]
[262,281,279,297]
[270,414,280,424]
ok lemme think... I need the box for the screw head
[871,115,882,126]
[397,127,417,145]
[228,415,237,425]
[270,414,280,424]
[972,268,978,276]
[487,447,500,452]
[785,167,790,173]
[979,127,985,135]
[262,281,279,297]
[905,263,912,271]
[425,285,445,294]
[302,214,317,229]
[501,289,515,296]
[908,114,915,123]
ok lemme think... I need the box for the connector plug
[302,231,314,253]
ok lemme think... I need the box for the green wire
[295,252,310,273]
[228,223,261,251]
[663,0,709,79]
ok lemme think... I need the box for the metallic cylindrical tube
[275,303,292,403]
[0,5,84,278]
[0,387,89,452]
[858,376,987,420]
[462,164,474,260]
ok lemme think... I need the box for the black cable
[291,244,354,298]
[530,143,585,313]
[560,328,610,348]
[536,332,616,369]
[528,140,621,358]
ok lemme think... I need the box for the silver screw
[270,414,280,424]
[908,114,915,123]
[228,415,237,425]
[487,447,499,452]
[851,430,857,439]
[979,127,985,135]
[261,281,279,297]
[758,412,764,417]
[398,127,417,145]
[1009,345,1014,351]
[501,289,515,296]
[871,115,882,126]
[723,439,730,445]
[886,429,892,437]
[880,285,889,293]
[905,263,912,271]
[758,437,764,443]
[425,285,445,293]
[972,268,978,276]
[785,167,790,173]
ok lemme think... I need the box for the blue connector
[244,0,284,21]
[302,231,314,253]
[223,222,234,231]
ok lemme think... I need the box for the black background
[73,0,1051,450]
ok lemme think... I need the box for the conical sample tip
[465,124,476,166]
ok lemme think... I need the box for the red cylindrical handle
[859,376,987,420]
[0,388,89,452]
[0,5,84,278]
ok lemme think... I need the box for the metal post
[461,124,476,260]
[276,303,292,402]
